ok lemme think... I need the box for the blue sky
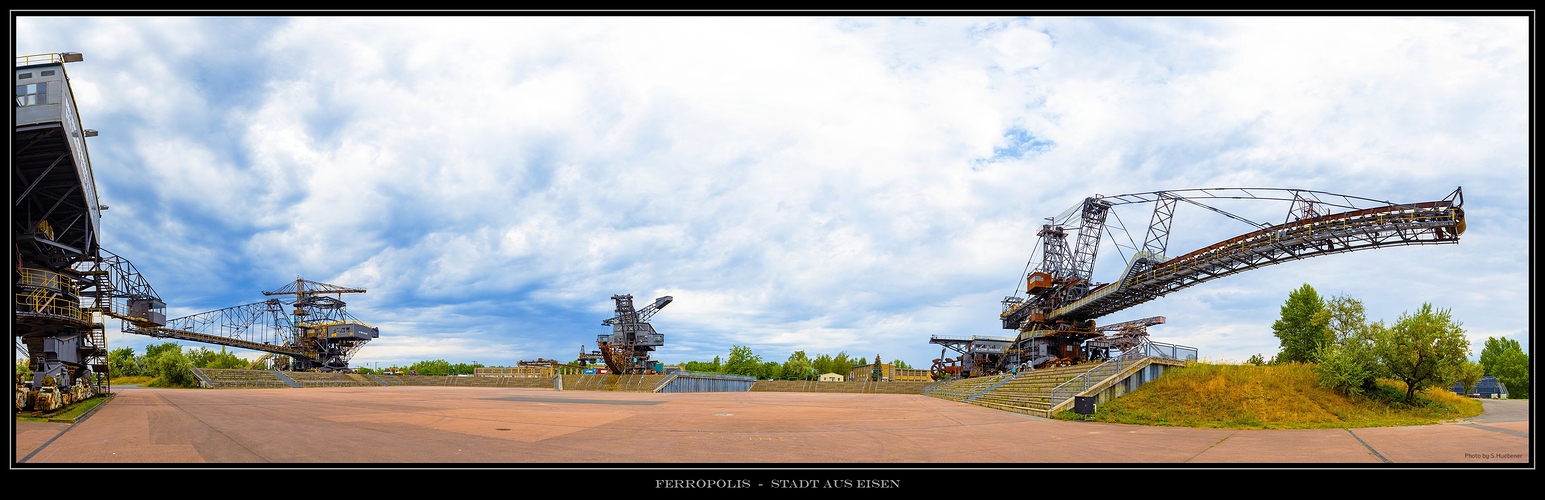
[16,16,1529,369]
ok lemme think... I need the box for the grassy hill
[1072,362,1482,429]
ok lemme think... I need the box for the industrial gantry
[142,278,379,372]
[12,52,167,411]
[14,53,383,412]
[935,187,1465,378]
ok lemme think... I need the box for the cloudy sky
[16,15,1529,370]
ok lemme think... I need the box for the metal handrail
[964,370,1025,403]
[1046,339,1197,402]
[17,53,65,66]
[16,292,93,322]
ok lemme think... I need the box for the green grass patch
[48,395,110,421]
[1089,362,1482,429]
[14,394,111,423]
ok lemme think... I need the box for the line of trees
[1479,337,1530,398]
[356,360,487,376]
[108,343,249,388]
[1268,283,1524,404]
[673,346,911,380]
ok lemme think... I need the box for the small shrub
[1312,340,1380,396]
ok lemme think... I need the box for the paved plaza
[12,387,1530,466]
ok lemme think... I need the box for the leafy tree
[355,367,376,375]
[1455,360,1485,395]
[16,358,33,379]
[1312,331,1382,396]
[187,346,248,370]
[1246,354,1267,366]
[812,352,856,378]
[756,361,782,380]
[892,359,912,370]
[1272,284,1332,363]
[108,347,142,377]
[449,362,485,375]
[409,359,452,376]
[1480,337,1529,398]
[811,354,834,375]
[146,347,196,388]
[681,357,723,374]
[1373,303,1470,403]
[1309,294,1384,396]
[781,351,813,380]
[681,356,724,373]
[145,342,182,360]
[1322,294,1370,343]
[723,345,763,377]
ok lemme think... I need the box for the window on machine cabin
[15,82,47,107]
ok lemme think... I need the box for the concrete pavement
[11,387,1530,465]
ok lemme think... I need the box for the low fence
[655,373,758,393]
[750,380,933,394]
[557,374,670,392]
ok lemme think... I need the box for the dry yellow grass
[109,375,155,386]
[1085,362,1482,429]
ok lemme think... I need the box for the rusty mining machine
[137,278,380,372]
[934,187,1466,378]
[12,52,381,413]
[580,294,672,374]
[12,52,161,411]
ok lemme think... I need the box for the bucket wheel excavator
[936,187,1465,376]
[582,294,672,374]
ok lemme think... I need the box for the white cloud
[18,16,1527,370]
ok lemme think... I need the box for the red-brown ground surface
[12,387,1529,466]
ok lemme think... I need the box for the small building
[847,364,932,382]
[475,366,552,378]
[1453,376,1509,399]
[818,373,845,382]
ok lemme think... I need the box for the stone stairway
[967,364,1102,417]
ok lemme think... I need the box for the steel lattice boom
[150,299,307,358]
[99,276,378,371]
[967,187,1466,377]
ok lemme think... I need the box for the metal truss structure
[14,53,381,416]
[964,187,1466,377]
[13,52,124,411]
[1092,315,1166,354]
[588,294,671,374]
[928,335,1012,379]
[143,279,379,371]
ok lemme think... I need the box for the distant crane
[130,278,379,372]
[587,294,672,374]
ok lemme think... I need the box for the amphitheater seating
[967,364,1099,415]
[922,373,1014,402]
[197,369,290,389]
[366,374,405,386]
[920,364,1103,416]
[287,371,380,388]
